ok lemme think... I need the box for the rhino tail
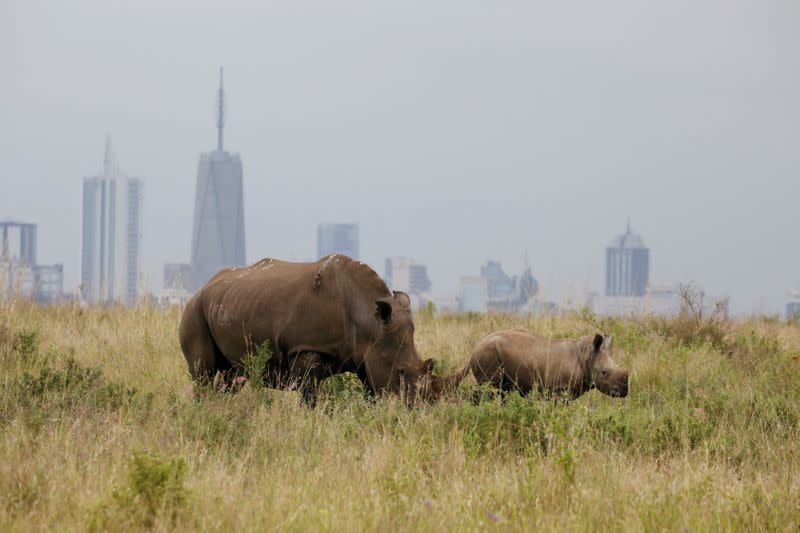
[444,363,471,391]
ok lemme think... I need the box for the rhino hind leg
[179,298,232,387]
[470,344,506,386]
[469,345,507,403]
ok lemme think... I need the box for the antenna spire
[217,66,225,151]
[103,133,115,177]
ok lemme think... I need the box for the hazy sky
[2,0,798,314]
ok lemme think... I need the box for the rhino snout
[611,372,629,397]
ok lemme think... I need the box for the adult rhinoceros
[179,254,464,405]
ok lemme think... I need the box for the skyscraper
[384,257,432,295]
[317,223,359,260]
[461,259,538,313]
[1,221,63,304]
[605,220,649,297]
[1,220,37,299]
[481,260,514,299]
[190,67,246,290]
[0,221,36,266]
[81,136,143,305]
[788,291,800,321]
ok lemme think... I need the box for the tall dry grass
[0,300,798,531]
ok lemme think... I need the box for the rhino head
[586,334,629,398]
[368,291,466,405]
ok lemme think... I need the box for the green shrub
[93,451,190,529]
[443,395,568,458]
[11,356,144,417]
[319,372,365,404]
[243,339,272,389]
[18,356,102,402]
[12,329,40,364]
[178,399,258,452]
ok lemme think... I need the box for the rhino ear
[421,358,436,374]
[393,291,411,310]
[593,333,604,352]
[603,334,613,349]
[375,298,393,323]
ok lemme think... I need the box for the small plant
[243,339,272,390]
[111,451,189,528]
[319,372,365,404]
[0,320,10,359]
[13,356,142,416]
[556,447,576,484]
[0,463,44,515]
[19,356,102,399]
[648,283,730,352]
[12,329,40,365]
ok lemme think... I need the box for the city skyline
[3,1,798,315]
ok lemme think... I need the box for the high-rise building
[605,220,649,297]
[1,221,64,304]
[33,264,63,304]
[518,255,539,304]
[384,257,432,295]
[317,223,359,260]
[0,221,37,266]
[164,263,192,292]
[81,136,143,305]
[481,260,514,299]
[1,220,37,299]
[788,291,800,321]
[459,276,488,313]
[409,264,432,295]
[161,263,192,306]
[458,258,538,314]
[190,67,246,290]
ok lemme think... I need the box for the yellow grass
[0,302,798,531]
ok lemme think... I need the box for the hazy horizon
[2,0,798,314]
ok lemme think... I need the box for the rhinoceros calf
[179,255,465,405]
[468,329,629,399]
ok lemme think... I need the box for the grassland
[0,301,798,531]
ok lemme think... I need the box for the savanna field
[1,301,799,531]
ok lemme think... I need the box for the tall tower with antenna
[189,67,246,290]
[217,66,225,151]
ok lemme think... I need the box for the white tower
[81,135,143,305]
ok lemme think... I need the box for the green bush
[19,356,101,398]
[93,451,190,529]
[243,339,272,389]
[442,395,568,458]
[9,356,145,420]
[12,329,40,364]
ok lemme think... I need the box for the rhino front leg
[287,352,331,406]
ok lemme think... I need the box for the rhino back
[196,255,390,367]
[475,329,584,392]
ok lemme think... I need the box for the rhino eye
[601,369,608,376]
